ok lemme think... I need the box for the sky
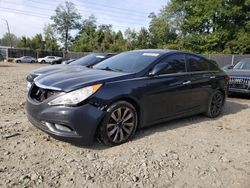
[0,0,168,38]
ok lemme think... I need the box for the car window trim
[188,70,219,74]
[157,72,190,78]
[108,72,191,84]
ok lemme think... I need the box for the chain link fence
[1,47,250,67]
[206,54,250,67]
[0,48,90,61]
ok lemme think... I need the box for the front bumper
[26,96,106,145]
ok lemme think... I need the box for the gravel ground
[0,62,250,188]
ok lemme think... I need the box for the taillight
[225,75,230,81]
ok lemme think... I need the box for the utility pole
[1,19,13,48]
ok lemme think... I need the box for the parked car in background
[0,54,4,61]
[226,58,250,94]
[15,56,36,63]
[26,53,115,90]
[26,49,228,146]
[0,53,4,61]
[37,56,62,64]
[61,58,75,64]
[222,64,234,71]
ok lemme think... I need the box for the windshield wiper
[99,67,122,72]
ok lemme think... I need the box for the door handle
[210,76,216,79]
[182,81,191,85]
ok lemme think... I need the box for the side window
[159,54,186,75]
[188,55,209,72]
[208,60,220,71]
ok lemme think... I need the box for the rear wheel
[206,90,224,118]
[41,60,45,64]
[98,101,138,146]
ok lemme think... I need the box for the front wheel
[205,90,225,118]
[98,101,138,146]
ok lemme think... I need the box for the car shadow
[0,65,15,67]
[133,100,249,143]
[223,100,249,115]
[77,100,249,150]
[228,93,250,100]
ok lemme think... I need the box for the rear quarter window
[208,60,220,71]
[187,55,209,72]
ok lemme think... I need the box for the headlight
[27,82,32,91]
[48,84,102,106]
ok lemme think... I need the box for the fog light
[55,124,72,132]
[44,122,56,132]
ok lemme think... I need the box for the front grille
[229,77,250,90]
[30,84,58,102]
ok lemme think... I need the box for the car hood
[227,69,250,77]
[32,64,88,75]
[32,65,66,74]
[35,68,133,92]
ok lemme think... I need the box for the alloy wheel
[211,92,224,117]
[106,107,136,143]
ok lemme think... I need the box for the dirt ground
[0,62,250,188]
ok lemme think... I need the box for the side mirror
[228,65,234,69]
[148,63,168,76]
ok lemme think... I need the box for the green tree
[148,13,177,48]
[135,27,151,49]
[155,0,250,54]
[51,1,81,52]
[17,36,32,48]
[94,24,114,52]
[30,34,44,50]
[0,33,19,47]
[71,15,97,52]
[124,28,138,50]
[110,31,128,52]
[43,24,59,51]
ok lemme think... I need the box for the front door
[143,54,193,124]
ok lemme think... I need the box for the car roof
[129,49,206,58]
[130,49,176,55]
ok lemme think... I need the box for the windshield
[233,60,250,70]
[93,51,160,73]
[70,54,106,66]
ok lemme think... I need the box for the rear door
[186,55,215,112]
[144,54,193,124]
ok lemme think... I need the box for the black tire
[98,101,138,146]
[205,90,225,118]
[31,60,35,64]
[16,60,21,63]
[41,60,45,64]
